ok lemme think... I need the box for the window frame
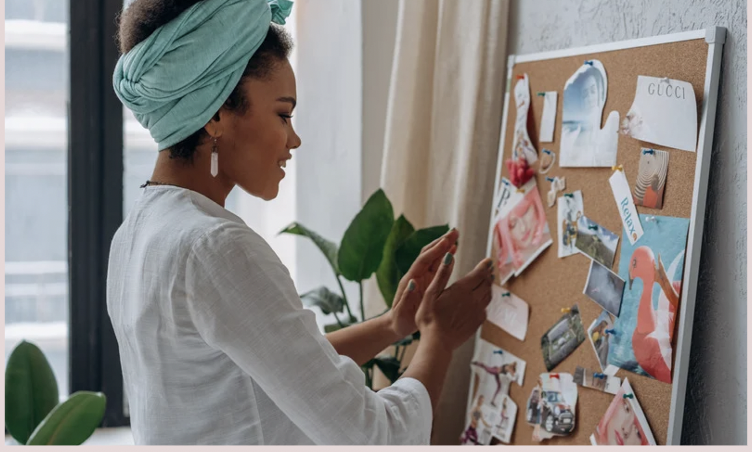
[68,0,128,427]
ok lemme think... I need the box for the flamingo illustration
[627,246,683,383]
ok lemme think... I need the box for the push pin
[645,215,657,222]
[543,149,553,155]
[605,329,616,335]
[660,76,671,84]
[501,292,511,297]
[623,393,634,399]
[537,92,546,96]
[643,148,655,155]
[594,373,606,379]
[588,225,599,231]
[561,307,571,313]
[563,193,574,198]
[516,187,525,193]
[612,164,623,172]
[493,350,504,355]
[550,373,560,379]
[516,75,525,80]
[546,176,555,182]
[502,179,510,185]
[584,60,594,66]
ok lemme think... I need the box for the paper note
[573,366,621,394]
[609,169,644,245]
[621,75,697,152]
[539,91,558,143]
[487,285,529,341]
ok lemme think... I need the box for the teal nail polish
[443,253,453,265]
[407,280,416,292]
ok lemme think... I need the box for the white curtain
[369,0,510,444]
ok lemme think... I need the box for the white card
[609,169,644,244]
[621,75,697,152]
[487,285,529,341]
[539,91,557,143]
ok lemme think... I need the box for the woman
[107,0,494,445]
[460,395,492,445]
[499,188,549,268]
[470,360,517,407]
[593,393,650,445]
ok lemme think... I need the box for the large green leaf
[373,356,402,384]
[26,391,106,445]
[337,189,394,282]
[279,222,340,274]
[5,340,59,444]
[300,286,346,315]
[395,225,451,275]
[323,316,358,334]
[375,215,415,308]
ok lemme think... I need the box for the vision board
[462,28,725,446]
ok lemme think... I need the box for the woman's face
[509,202,537,249]
[605,398,643,445]
[216,58,302,201]
[582,74,599,110]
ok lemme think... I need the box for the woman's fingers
[463,258,494,289]
[421,228,459,255]
[424,252,456,301]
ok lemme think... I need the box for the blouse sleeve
[184,223,433,445]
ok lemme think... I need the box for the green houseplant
[279,189,449,388]
[5,340,107,445]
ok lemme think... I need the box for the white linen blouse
[106,186,432,445]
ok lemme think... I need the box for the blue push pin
[584,60,594,66]
[537,92,546,96]
[594,373,606,379]
[605,329,616,335]
[623,393,634,399]
[563,193,574,198]
[543,149,553,155]
[643,148,655,155]
[501,292,511,297]
[493,350,504,355]
[546,176,555,182]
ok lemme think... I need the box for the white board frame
[471,27,726,445]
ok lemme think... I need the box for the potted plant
[279,189,450,388]
[5,340,106,445]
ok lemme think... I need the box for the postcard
[573,365,620,394]
[583,260,625,317]
[587,310,620,375]
[634,148,669,209]
[557,191,584,258]
[590,379,657,445]
[608,215,690,383]
[574,215,619,268]
[541,305,586,372]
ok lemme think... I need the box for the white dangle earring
[210,136,219,177]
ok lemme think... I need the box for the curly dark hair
[117,0,294,162]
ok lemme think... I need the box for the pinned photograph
[487,285,529,341]
[609,215,690,384]
[620,75,697,152]
[574,215,619,268]
[587,311,619,375]
[528,373,578,441]
[471,339,527,408]
[560,60,619,167]
[574,366,621,395]
[583,260,625,317]
[491,179,517,284]
[493,394,518,444]
[512,74,538,164]
[634,148,669,209]
[546,176,566,208]
[590,379,656,445]
[460,393,500,445]
[541,305,586,371]
[557,191,584,258]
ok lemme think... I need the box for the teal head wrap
[113,0,294,151]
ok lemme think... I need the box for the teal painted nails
[407,280,416,292]
[444,253,454,265]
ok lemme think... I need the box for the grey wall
[507,0,747,445]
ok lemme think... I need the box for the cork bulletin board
[466,29,726,446]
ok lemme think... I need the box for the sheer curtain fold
[375,0,510,444]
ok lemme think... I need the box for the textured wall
[507,0,747,445]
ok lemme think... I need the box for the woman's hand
[387,228,460,338]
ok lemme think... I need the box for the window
[4,0,70,400]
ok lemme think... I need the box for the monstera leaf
[338,189,394,282]
[376,215,415,307]
[279,222,340,274]
[395,225,450,275]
